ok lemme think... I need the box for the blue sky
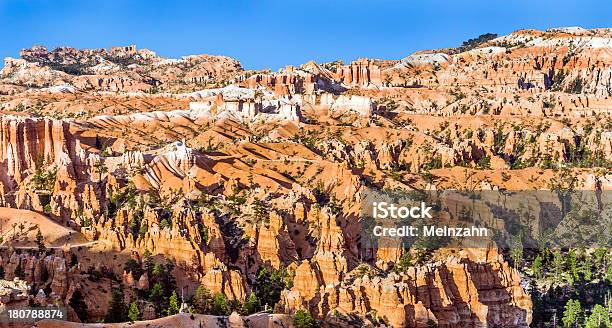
[0,0,610,70]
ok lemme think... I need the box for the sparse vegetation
[455,33,498,53]
[293,310,315,328]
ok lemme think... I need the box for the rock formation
[334,59,382,88]
[0,27,611,327]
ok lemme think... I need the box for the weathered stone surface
[334,59,382,88]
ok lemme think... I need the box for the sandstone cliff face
[0,249,70,307]
[281,248,532,328]
[334,59,382,88]
[239,66,316,95]
[0,117,71,184]
[0,116,101,218]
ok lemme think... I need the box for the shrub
[293,310,314,328]
[241,292,260,315]
[210,293,229,316]
[565,77,584,94]
[128,302,140,322]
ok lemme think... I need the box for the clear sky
[0,0,610,70]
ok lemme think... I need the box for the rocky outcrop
[281,248,531,328]
[189,87,302,122]
[383,29,612,96]
[0,116,100,215]
[0,116,72,185]
[0,278,29,311]
[321,94,376,117]
[34,312,293,328]
[239,66,317,95]
[0,249,70,303]
[2,45,243,93]
[334,59,382,88]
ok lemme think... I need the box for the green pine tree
[143,249,154,274]
[152,262,164,277]
[128,302,140,322]
[254,268,290,308]
[293,309,314,328]
[105,289,128,323]
[531,255,543,279]
[584,304,610,328]
[36,229,46,253]
[562,299,583,328]
[192,285,212,314]
[210,293,229,316]
[148,283,166,314]
[509,234,523,270]
[241,292,260,315]
[167,291,180,315]
[552,250,565,283]
[124,259,143,280]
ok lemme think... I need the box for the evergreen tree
[567,249,580,283]
[152,263,164,277]
[562,299,583,328]
[552,250,565,283]
[128,302,140,322]
[580,252,593,281]
[528,282,545,325]
[70,253,79,267]
[509,234,523,270]
[593,248,607,272]
[69,290,88,322]
[36,229,46,253]
[143,249,154,274]
[148,283,166,314]
[254,268,289,308]
[426,319,438,328]
[397,252,414,272]
[161,260,177,296]
[293,310,314,328]
[531,255,543,279]
[167,291,180,315]
[192,285,212,314]
[585,304,610,328]
[93,159,108,180]
[95,135,102,150]
[105,289,128,323]
[210,293,229,316]
[241,292,260,315]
